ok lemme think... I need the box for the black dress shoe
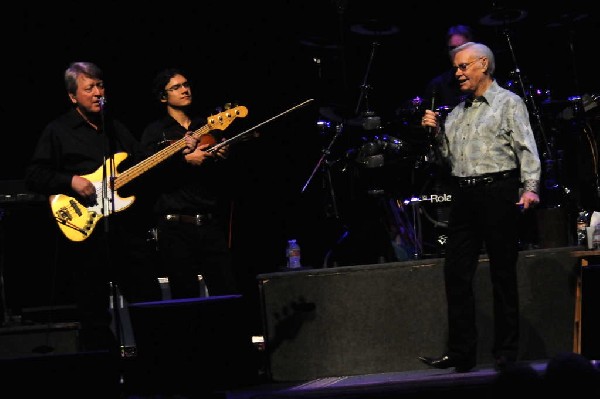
[419,354,475,373]
[494,355,515,371]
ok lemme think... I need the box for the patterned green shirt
[436,79,541,193]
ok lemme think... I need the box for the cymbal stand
[503,29,551,157]
[564,24,599,205]
[301,123,348,267]
[0,208,11,326]
[354,41,380,122]
[302,122,344,196]
[401,196,424,259]
[503,29,558,191]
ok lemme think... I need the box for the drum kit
[299,4,599,264]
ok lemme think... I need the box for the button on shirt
[435,80,541,193]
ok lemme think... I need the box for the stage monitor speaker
[258,247,578,381]
[126,295,257,394]
[0,322,80,359]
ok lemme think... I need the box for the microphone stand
[98,99,125,359]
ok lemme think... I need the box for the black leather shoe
[494,355,515,371]
[419,354,475,373]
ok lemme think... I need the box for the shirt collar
[464,79,498,108]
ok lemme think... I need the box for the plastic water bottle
[286,239,302,269]
[576,210,589,247]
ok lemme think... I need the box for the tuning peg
[224,103,232,110]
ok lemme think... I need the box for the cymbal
[350,19,399,36]
[546,12,589,28]
[319,105,367,127]
[299,36,341,50]
[479,8,527,26]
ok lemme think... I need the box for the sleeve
[511,99,542,193]
[25,122,74,196]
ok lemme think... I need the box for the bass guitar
[50,105,248,242]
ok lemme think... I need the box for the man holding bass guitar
[24,62,199,352]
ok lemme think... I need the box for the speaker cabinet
[258,247,578,381]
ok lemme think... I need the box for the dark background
[0,1,598,326]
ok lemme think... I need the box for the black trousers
[443,176,521,361]
[67,216,162,352]
[156,219,237,299]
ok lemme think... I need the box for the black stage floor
[222,359,546,399]
[0,352,597,398]
[225,355,600,399]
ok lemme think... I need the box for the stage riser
[258,247,578,381]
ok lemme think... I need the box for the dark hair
[151,67,187,101]
[64,62,103,95]
[446,24,474,42]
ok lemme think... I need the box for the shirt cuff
[523,179,539,194]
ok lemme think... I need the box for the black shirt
[139,114,231,216]
[25,108,143,197]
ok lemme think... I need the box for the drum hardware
[398,196,424,260]
[403,194,452,259]
[355,134,410,169]
[316,119,332,132]
[556,94,599,121]
[396,191,452,260]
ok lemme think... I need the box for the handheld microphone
[99,96,107,109]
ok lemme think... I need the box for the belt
[163,213,213,226]
[456,169,519,188]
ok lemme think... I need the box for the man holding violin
[139,67,238,299]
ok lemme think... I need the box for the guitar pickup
[69,199,83,216]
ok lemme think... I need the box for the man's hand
[212,142,230,160]
[517,191,540,210]
[71,175,95,199]
[185,143,214,166]
[182,132,198,155]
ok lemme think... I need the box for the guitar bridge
[56,207,73,223]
